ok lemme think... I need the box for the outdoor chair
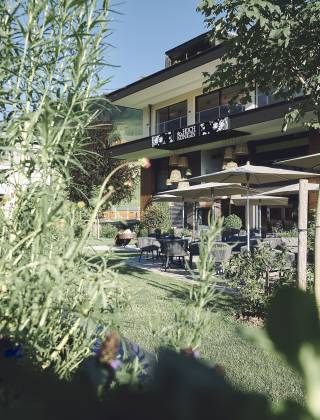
[137,237,160,263]
[189,241,200,267]
[162,240,188,271]
[211,243,232,274]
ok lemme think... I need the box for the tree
[197,0,320,307]
[198,0,320,129]
[69,121,140,208]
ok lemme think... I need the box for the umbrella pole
[246,181,250,252]
[298,179,308,291]
[192,201,196,239]
[182,199,185,229]
[211,188,215,224]
[258,200,262,237]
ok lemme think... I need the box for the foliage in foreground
[0,0,127,379]
[2,288,320,420]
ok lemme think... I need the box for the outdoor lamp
[177,180,190,189]
[235,142,249,155]
[177,156,189,168]
[223,161,238,170]
[223,146,234,160]
[169,155,180,167]
[169,169,182,183]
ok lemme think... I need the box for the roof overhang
[106,44,227,108]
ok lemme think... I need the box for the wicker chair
[189,242,232,273]
[211,243,232,274]
[137,237,160,263]
[163,240,188,271]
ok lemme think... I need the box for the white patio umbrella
[277,153,320,170]
[231,195,289,236]
[190,162,320,250]
[157,182,251,238]
[258,182,320,196]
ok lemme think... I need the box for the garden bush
[101,223,118,238]
[223,214,242,230]
[224,243,295,318]
[141,203,171,233]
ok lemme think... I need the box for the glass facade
[156,100,188,134]
[196,86,246,123]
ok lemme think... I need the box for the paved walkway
[125,253,198,284]
[86,243,233,292]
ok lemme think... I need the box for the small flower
[180,347,200,358]
[77,201,85,209]
[98,331,121,369]
[139,157,151,169]
[124,180,133,188]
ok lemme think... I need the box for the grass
[102,251,304,404]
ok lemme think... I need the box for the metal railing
[156,115,188,134]
[196,104,246,124]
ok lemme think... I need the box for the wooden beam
[298,179,308,290]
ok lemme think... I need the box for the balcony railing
[196,104,246,124]
[156,115,188,134]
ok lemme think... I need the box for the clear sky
[104,0,206,93]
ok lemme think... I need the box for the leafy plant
[224,243,295,318]
[223,214,242,230]
[0,0,129,379]
[142,203,171,232]
[276,229,298,238]
[101,223,118,239]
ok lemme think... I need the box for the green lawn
[106,252,303,404]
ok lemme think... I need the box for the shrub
[223,214,242,230]
[181,229,192,237]
[224,243,295,318]
[276,229,298,238]
[101,223,118,238]
[142,203,171,232]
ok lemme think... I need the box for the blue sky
[105,1,206,93]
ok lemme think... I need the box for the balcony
[196,104,246,124]
[156,115,188,134]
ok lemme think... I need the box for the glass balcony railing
[156,115,188,134]
[196,104,246,124]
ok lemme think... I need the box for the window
[257,87,292,107]
[196,86,246,123]
[156,100,187,134]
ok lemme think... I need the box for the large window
[156,100,187,134]
[256,86,304,107]
[196,86,246,123]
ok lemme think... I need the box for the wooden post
[314,187,320,309]
[298,179,308,290]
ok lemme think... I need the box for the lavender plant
[0,0,128,379]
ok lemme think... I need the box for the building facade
[106,32,319,230]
